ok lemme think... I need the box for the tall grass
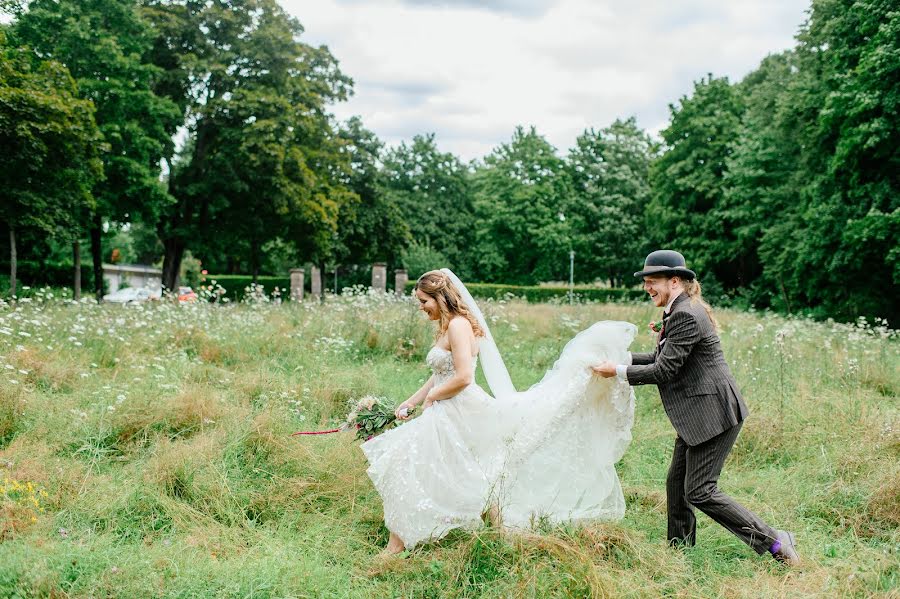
[0,289,896,597]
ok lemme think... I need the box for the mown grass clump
[0,291,896,597]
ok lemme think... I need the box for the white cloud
[345,0,558,18]
[290,0,809,161]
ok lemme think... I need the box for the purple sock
[769,540,782,555]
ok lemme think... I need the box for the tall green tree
[648,75,745,289]
[334,117,410,266]
[10,0,181,299]
[381,134,475,276]
[721,52,805,309]
[567,118,657,287]
[757,0,899,320]
[718,0,898,320]
[472,126,574,284]
[0,31,103,295]
[145,0,354,287]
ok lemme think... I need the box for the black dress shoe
[772,530,801,567]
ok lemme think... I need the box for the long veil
[367,268,637,545]
[441,268,517,400]
[442,268,636,527]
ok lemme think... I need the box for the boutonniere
[649,320,664,334]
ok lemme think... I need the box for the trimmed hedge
[2,264,645,304]
[204,274,644,303]
[202,275,291,300]
[0,260,98,290]
[403,281,645,303]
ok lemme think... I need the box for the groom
[592,250,800,566]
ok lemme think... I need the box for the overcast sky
[289,0,810,161]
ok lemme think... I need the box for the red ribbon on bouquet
[291,423,361,436]
[290,428,342,436]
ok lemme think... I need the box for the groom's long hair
[681,278,718,329]
[416,270,485,340]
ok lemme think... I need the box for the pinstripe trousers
[667,422,779,554]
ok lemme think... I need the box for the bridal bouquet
[343,395,414,441]
[291,395,414,440]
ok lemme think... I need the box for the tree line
[1,0,896,323]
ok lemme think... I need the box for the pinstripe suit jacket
[626,293,749,446]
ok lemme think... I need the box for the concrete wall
[103,264,162,294]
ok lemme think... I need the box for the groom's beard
[649,291,667,308]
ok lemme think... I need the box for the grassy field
[0,289,897,598]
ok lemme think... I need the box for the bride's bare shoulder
[447,317,478,357]
[448,316,474,333]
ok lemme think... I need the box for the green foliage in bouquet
[344,396,415,441]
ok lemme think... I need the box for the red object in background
[177,286,198,303]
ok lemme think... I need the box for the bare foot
[380,532,405,556]
[368,534,407,576]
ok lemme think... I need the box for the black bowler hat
[633,250,696,280]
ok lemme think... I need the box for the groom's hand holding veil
[591,361,617,378]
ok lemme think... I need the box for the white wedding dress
[361,320,637,549]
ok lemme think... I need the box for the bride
[361,269,636,555]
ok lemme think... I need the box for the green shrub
[0,261,97,296]
[404,281,645,303]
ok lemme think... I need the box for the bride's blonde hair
[415,270,485,340]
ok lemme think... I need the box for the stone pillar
[290,268,304,302]
[394,269,408,296]
[371,262,387,293]
[310,265,322,299]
